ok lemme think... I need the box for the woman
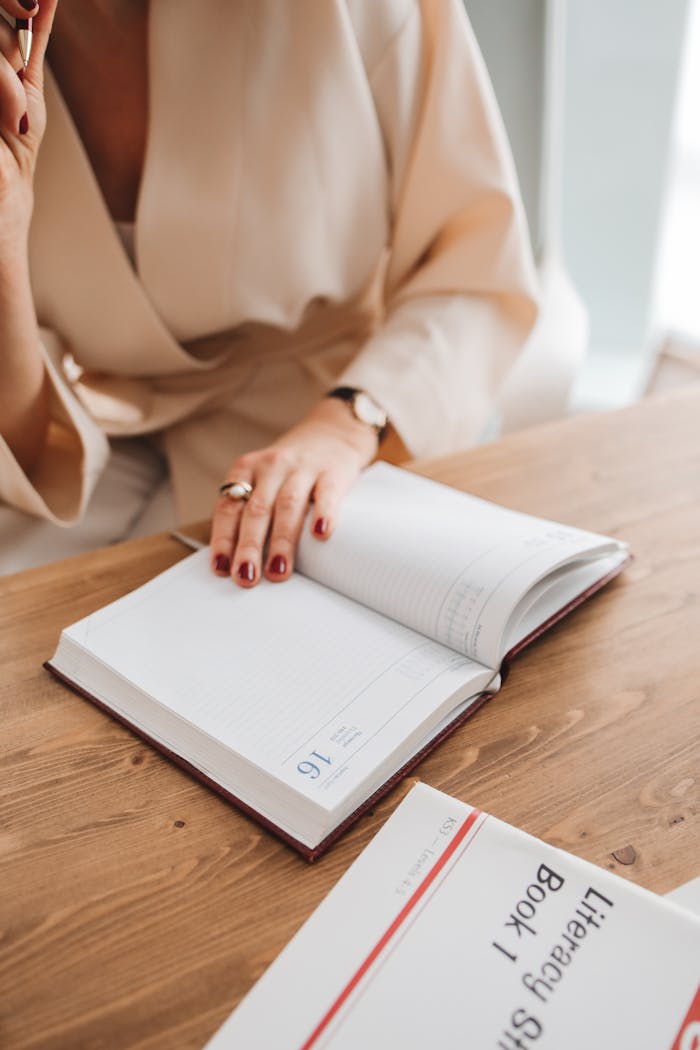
[0,0,538,582]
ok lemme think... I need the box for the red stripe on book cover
[668,984,700,1050]
[299,807,484,1050]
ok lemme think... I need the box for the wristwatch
[327,387,389,442]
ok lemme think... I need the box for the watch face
[353,392,388,430]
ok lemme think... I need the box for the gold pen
[16,17,33,68]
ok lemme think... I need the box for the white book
[206,783,700,1050]
[47,464,629,858]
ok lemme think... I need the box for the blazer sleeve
[338,0,539,456]
[0,327,109,523]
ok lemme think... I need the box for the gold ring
[219,480,254,502]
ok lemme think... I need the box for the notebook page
[62,551,492,814]
[503,549,630,654]
[297,463,626,669]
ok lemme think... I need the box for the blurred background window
[647,0,700,395]
[466,0,695,421]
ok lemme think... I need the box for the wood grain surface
[1,389,698,1049]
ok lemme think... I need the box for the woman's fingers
[210,452,316,587]
[0,0,59,145]
[0,18,22,69]
[0,1,39,19]
[209,464,254,580]
[22,0,59,84]
[0,0,60,93]
[310,470,351,542]
[0,49,26,136]
[209,399,378,588]
[209,498,243,578]
[264,470,316,581]
[229,451,294,587]
[210,450,296,588]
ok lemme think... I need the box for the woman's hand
[0,1,58,252]
[209,397,380,587]
[0,1,59,472]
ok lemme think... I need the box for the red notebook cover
[45,555,631,861]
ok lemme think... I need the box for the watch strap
[326,387,389,442]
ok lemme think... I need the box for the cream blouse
[1,0,538,525]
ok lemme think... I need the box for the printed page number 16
[297,751,332,779]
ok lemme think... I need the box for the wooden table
[1,389,699,1049]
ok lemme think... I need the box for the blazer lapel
[136,0,247,343]
[30,2,389,367]
[29,69,226,376]
[138,0,388,343]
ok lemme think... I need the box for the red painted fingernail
[19,0,38,11]
[19,113,29,136]
[237,561,256,583]
[313,517,329,537]
[213,554,230,575]
[269,554,287,576]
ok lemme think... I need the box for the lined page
[63,551,491,811]
[297,464,626,669]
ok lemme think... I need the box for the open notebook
[46,464,629,858]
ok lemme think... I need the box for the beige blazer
[0,0,538,525]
